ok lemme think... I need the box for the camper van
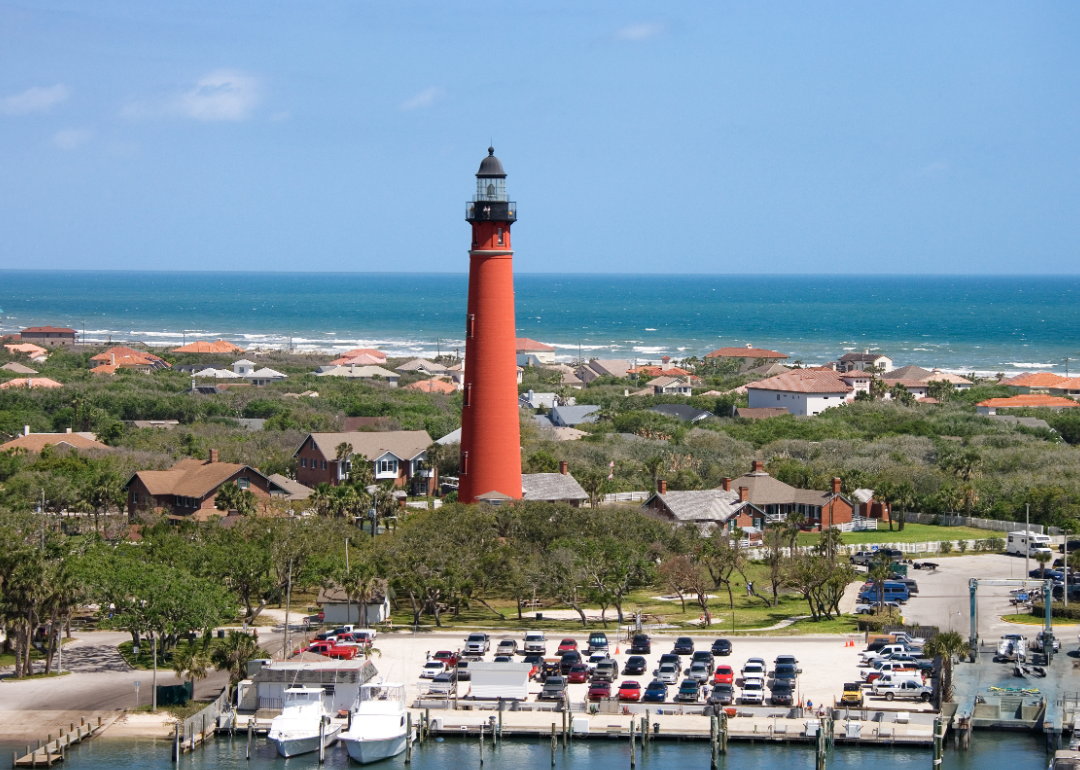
[1006,531,1053,557]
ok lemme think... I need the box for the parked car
[524,632,546,655]
[429,671,457,695]
[1060,540,1080,554]
[713,665,734,685]
[673,637,695,655]
[769,681,794,706]
[692,650,715,673]
[623,656,648,676]
[655,663,679,685]
[659,653,683,674]
[740,680,765,705]
[593,660,620,683]
[586,653,608,671]
[855,602,902,615]
[523,655,544,679]
[771,663,799,685]
[871,678,933,702]
[306,642,357,660]
[587,681,612,701]
[557,639,578,653]
[708,683,735,706]
[588,632,609,655]
[465,633,490,655]
[675,679,701,703]
[559,650,583,675]
[456,660,472,681]
[863,662,918,683]
[497,639,518,656]
[711,639,732,656]
[643,680,668,703]
[688,662,711,685]
[420,660,446,679]
[540,659,561,681]
[741,662,766,681]
[1029,569,1065,580]
[618,681,642,701]
[433,650,459,668]
[539,676,568,700]
[850,551,877,566]
[567,664,590,684]
[630,634,652,654]
[493,656,512,663]
[840,682,864,708]
[773,655,800,671]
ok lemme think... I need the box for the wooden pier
[12,716,108,767]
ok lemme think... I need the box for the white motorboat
[267,686,342,758]
[339,682,411,764]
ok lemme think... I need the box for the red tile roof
[515,337,556,352]
[705,347,787,359]
[90,346,164,363]
[745,370,853,394]
[171,340,246,354]
[1000,372,1069,388]
[21,326,76,334]
[404,378,457,394]
[978,395,1079,409]
[334,349,387,362]
[0,377,63,390]
[0,432,109,452]
[329,353,384,366]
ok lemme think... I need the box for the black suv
[769,681,794,706]
[711,639,732,656]
[559,650,582,675]
[691,650,715,674]
[673,637,695,655]
[623,655,648,676]
[630,634,651,654]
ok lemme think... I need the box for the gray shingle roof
[733,471,843,507]
[521,472,588,502]
[297,430,432,461]
[881,364,933,381]
[643,489,746,522]
[550,404,599,427]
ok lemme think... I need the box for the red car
[618,681,642,701]
[713,665,734,685]
[558,639,578,653]
[433,650,459,668]
[567,664,590,683]
[306,642,357,660]
[587,681,612,700]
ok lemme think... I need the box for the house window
[238,478,250,490]
[777,394,780,401]
[301,458,307,468]
[321,460,327,470]
[379,459,398,475]
[311,438,317,450]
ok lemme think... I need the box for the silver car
[655,662,679,685]
[688,662,710,684]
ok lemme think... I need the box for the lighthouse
[458,147,523,503]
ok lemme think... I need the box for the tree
[923,630,967,702]
[761,525,787,607]
[642,455,667,492]
[424,442,450,495]
[211,630,262,691]
[889,384,917,406]
[698,528,746,617]
[214,482,257,516]
[1034,549,1051,578]
[868,556,894,615]
[172,643,211,691]
[659,555,696,613]
[578,468,609,509]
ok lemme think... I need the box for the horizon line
[3,269,1080,278]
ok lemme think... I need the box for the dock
[12,717,110,767]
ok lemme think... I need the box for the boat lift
[968,578,1054,661]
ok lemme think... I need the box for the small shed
[316,584,390,626]
[467,662,532,701]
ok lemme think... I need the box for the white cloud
[613,22,667,42]
[399,87,444,111]
[122,70,261,122]
[1,84,71,116]
[52,128,92,150]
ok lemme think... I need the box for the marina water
[1,730,1047,770]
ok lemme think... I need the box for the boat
[267,686,342,758]
[339,681,411,764]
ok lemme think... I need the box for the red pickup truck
[306,641,358,660]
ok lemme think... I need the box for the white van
[1006,531,1053,557]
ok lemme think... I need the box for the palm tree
[310,483,334,517]
[642,455,666,492]
[924,630,967,702]
[211,630,262,692]
[868,557,894,615]
[172,643,211,696]
[1034,550,1052,579]
[424,442,448,496]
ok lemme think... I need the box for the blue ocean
[1,271,1078,375]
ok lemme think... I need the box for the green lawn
[797,522,1002,546]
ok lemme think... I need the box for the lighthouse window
[497,228,504,245]
[461,451,469,476]
[464,383,472,407]
[467,314,475,338]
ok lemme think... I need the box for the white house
[246,367,287,386]
[646,376,694,396]
[315,365,400,386]
[838,351,893,372]
[232,359,257,376]
[316,584,390,626]
[746,370,856,416]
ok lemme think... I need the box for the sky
[1,1,1078,275]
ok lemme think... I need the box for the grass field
[797,522,1003,546]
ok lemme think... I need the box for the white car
[741,663,766,681]
[420,661,446,679]
[740,680,765,704]
[855,602,901,615]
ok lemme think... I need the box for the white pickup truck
[523,632,546,655]
[871,678,933,702]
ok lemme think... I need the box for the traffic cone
[615,644,620,655]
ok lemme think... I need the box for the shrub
[988,536,1005,553]
[1031,603,1080,621]
[939,540,953,554]
[957,540,968,553]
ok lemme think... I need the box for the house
[880,364,934,382]
[543,364,585,389]
[850,489,891,523]
[521,463,588,506]
[315,584,390,626]
[745,362,793,377]
[576,359,632,383]
[650,404,712,423]
[315,365,400,386]
[229,361,287,386]
[627,365,694,378]
[328,349,387,365]
[923,370,973,389]
[734,407,789,420]
[0,427,110,453]
[20,326,76,346]
[518,390,562,409]
[976,395,1080,416]
[704,345,788,371]
[837,351,893,373]
[515,338,557,364]
[194,367,244,380]
[4,343,49,361]
[267,474,313,501]
[645,376,694,396]
[1000,372,1080,397]
[987,415,1054,430]
[0,362,37,374]
[293,430,434,494]
[404,378,457,394]
[718,461,856,531]
[239,659,379,715]
[90,347,170,374]
[549,404,599,427]
[745,370,869,416]
[171,339,245,354]
[0,377,63,390]
[642,481,766,535]
[436,427,461,445]
[125,450,289,519]
[395,358,447,376]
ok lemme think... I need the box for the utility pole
[1026,504,1031,578]
[284,559,292,660]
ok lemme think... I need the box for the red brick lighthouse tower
[458,147,522,503]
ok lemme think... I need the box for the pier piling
[551,723,556,766]
[318,718,325,764]
[406,713,412,765]
[246,719,252,761]
[933,717,943,770]
[629,718,636,769]
[479,722,484,767]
